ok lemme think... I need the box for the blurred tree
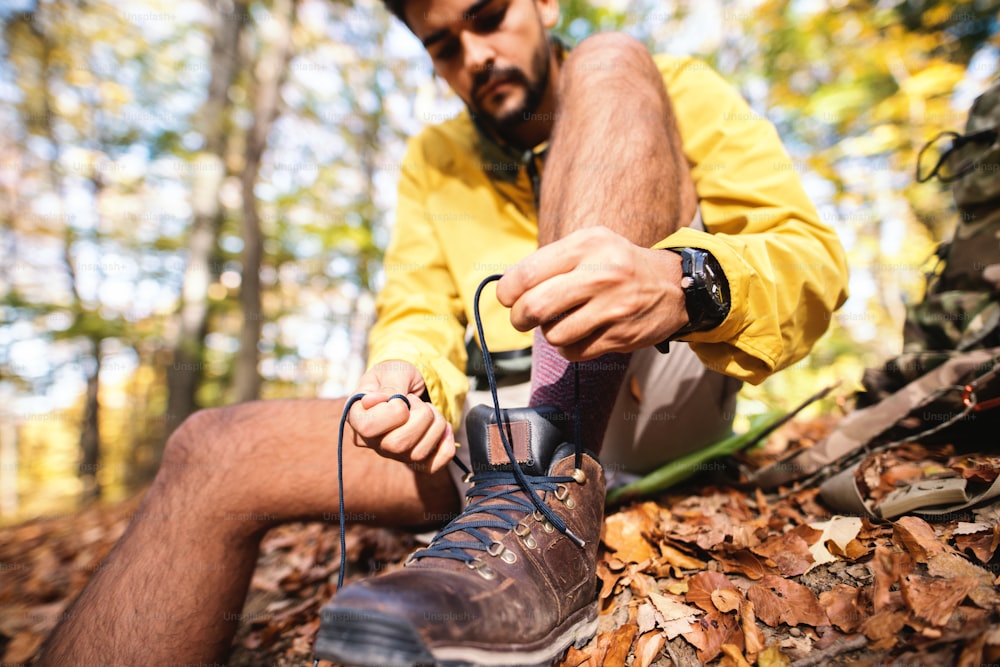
[164,0,244,438]
[233,0,298,403]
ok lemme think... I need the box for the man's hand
[348,360,456,474]
[496,227,689,360]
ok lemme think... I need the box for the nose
[461,31,495,74]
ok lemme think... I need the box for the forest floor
[2,412,1000,666]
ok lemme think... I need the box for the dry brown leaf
[596,560,622,600]
[828,538,869,561]
[870,545,914,612]
[806,516,863,572]
[2,630,43,663]
[926,552,1000,608]
[893,516,952,563]
[949,455,1000,484]
[712,549,773,580]
[632,631,665,667]
[686,571,738,613]
[603,512,656,564]
[719,643,752,667]
[602,624,638,667]
[557,646,593,667]
[711,588,743,614]
[740,599,766,659]
[756,643,792,667]
[681,609,742,664]
[819,584,865,633]
[900,574,977,626]
[860,608,907,649]
[646,589,701,641]
[751,524,820,577]
[953,525,1000,563]
[657,542,706,570]
[745,575,828,627]
[636,603,657,634]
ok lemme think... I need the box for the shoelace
[333,274,583,589]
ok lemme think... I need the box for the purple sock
[528,328,630,455]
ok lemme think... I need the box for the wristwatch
[655,247,731,353]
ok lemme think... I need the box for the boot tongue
[465,404,569,476]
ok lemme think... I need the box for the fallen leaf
[806,516,863,572]
[860,608,907,649]
[557,646,592,667]
[712,549,773,580]
[752,524,820,576]
[711,588,743,614]
[900,574,977,626]
[953,525,1000,563]
[740,599,766,659]
[632,631,665,667]
[681,609,742,663]
[756,643,792,667]
[819,584,865,633]
[603,512,656,564]
[647,590,701,639]
[926,552,1000,608]
[870,545,914,612]
[745,575,828,627]
[686,571,737,613]
[893,516,952,563]
[657,542,706,570]
[636,603,657,634]
[602,624,637,667]
[719,642,752,667]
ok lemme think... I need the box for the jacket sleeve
[653,57,850,384]
[366,137,469,428]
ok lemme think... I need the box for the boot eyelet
[532,510,545,522]
[515,523,537,548]
[564,497,576,509]
[466,558,496,580]
[572,468,587,484]
[555,484,570,501]
[488,541,505,557]
[500,550,517,564]
[541,520,555,534]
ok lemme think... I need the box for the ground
[2,415,1000,666]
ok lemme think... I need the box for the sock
[528,328,630,455]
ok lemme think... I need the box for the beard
[468,36,551,144]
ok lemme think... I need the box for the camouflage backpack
[751,79,1000,519]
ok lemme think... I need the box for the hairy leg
[540,32,697,245]
[37,398,459,666]
[530,33,698,452]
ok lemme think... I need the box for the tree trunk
[232,0,297,403]
[79,340,102,502]
[163,0,244,441]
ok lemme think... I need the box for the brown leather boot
[314,403,605,667]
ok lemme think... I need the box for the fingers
[349,392,456,472]
[496,234,586,308]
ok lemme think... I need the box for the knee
[562,32,658,83]
[158,405,243,485]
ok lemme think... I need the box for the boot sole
[314,601,598,667]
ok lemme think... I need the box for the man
[38,0,848,664]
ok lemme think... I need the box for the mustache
[471,65,528,102]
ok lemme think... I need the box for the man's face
[405,0,559,142]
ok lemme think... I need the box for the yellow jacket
[368,54,850,428]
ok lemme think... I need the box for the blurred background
[0,0,997,524]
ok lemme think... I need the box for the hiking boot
[314,403,605,667]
